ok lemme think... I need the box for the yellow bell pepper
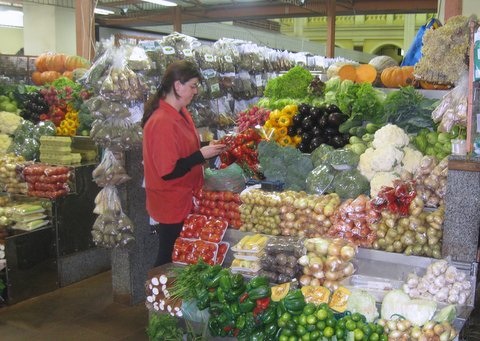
[275,126,288,138]
[281,104,298,117]
[278,136,292,146]
[293,135,302,146]
[277,115,292,127]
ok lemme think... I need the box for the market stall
[135,16,480,341]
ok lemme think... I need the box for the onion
[325,271,338,281]
[298,255,310,267]
[342,262,355,277]
[312,270,325,279]
[325,256,342,271]
[327,243,341,257]
[309,278,321,286]
[340,245,355,261]
[299,274,312,286]
[285,212,296,221]
[314,238,329,255]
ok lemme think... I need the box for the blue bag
[401,18,442,66]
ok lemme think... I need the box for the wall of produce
[144,15,476,341]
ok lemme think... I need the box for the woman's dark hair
[141,60,201,128]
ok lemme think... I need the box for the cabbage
[346,290,379,322]
[311,144,334,168]
[433,304,456,323]
[333,169,369,199]
[325,148,360,168]
[381,289,437,326]
[381,289,410,320]
[404,299,437,326]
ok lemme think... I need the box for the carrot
[355,64,377,84]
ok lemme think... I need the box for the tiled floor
[0,270,479,341]
[0,271,148,341]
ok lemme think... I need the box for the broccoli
[258,140,313,190]
[76,103,94,136]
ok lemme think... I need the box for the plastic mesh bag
[204,163,246,193]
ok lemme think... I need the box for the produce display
[259,236,304,283]
[298,237,357,291]
[402,259,472,305]
[235,105,270,132]
[11,203,49,231]
[172,215,229,266]
[0,153,28,194]
[23,164,70,199]
[231,234,269,275]
[193,189,241,229]
[33,52,91,85]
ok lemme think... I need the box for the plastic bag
[311,144,335,168]
[91,209,135,248]
[90,117,143,150]
[204,163,246,193]
[92,149,131,187]
[93,185,123,215]
[333,169,369,199]
[306,163,335,195]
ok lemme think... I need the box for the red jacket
[143,99,203,224]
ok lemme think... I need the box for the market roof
[94,0,438,27]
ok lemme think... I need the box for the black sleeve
[162,150,205,180]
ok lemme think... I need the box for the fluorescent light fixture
[94,8,115,15]
[0,9,23,27]
[142,0,178,7]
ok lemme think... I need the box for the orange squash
[64,55,90,71]
[380,66,415,88]
[419,80,452,90]
[31,71,44,85]
[41,71,61,84]
[45,53,67,73]
[34,53,50,72]
[62,71,73,80]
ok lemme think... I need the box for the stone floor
[0,271,148,341]
[0,270,479,340]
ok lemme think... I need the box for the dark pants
[152,222,183,267]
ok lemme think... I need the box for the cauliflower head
[361,145,404,173]
[358,147,376,180]
[370,171,400,197]
[401,146,423,174]
[372,124,410,149]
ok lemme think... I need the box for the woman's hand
[200,144,226,159]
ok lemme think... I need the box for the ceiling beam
[96,0,437,27]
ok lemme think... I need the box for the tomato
[223,191,233,202]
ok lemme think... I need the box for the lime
[306,324,316,332]
[316,320,326,331]
[289,336,299,341]
[353,328,364,341]
[301,332,311,341]
[374,324,384,335]
[326,317,336,328]
[278,318,287,328]
[362,324,372,336]
[315,309,328,321]
[345,319,357,331]
[279,335,289,341]
[298,314,307,326]
[335,328,345,339]
[286,320,297,331]
[323,326,335,338]
[303,303,316,315]
[282,312,292,321]
[306,315,317,325]
[370,332,379,341]
[351,312,364,322]
[297,325,307,336]
[379,334,388,341]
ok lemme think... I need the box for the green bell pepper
[248,285,271,300]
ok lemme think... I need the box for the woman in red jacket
[142,60,225,266]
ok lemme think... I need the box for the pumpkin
[419,80,452,90]
[34,53,50,72]
[65,55,90,71]
[355,64,377,84]
[271,282,290,302]
[380,66,415,88]
[31,71,44,85]
[301,285,331,305]
[328,286,350,313]
[62,71,73,80]
[41,71,61,84]
[326,62,358,81]
[45,53,67,73]
[369,55,398,86]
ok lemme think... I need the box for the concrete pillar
[23,2,75,55]
[402,14,416,55]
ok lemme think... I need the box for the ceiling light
[142,0,178,7]
[94,8,115,15]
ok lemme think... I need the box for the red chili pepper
[239,292,249,303]
[223,325,232,332]
[233,328,240,337]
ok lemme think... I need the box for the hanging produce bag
[401,18,441,66]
